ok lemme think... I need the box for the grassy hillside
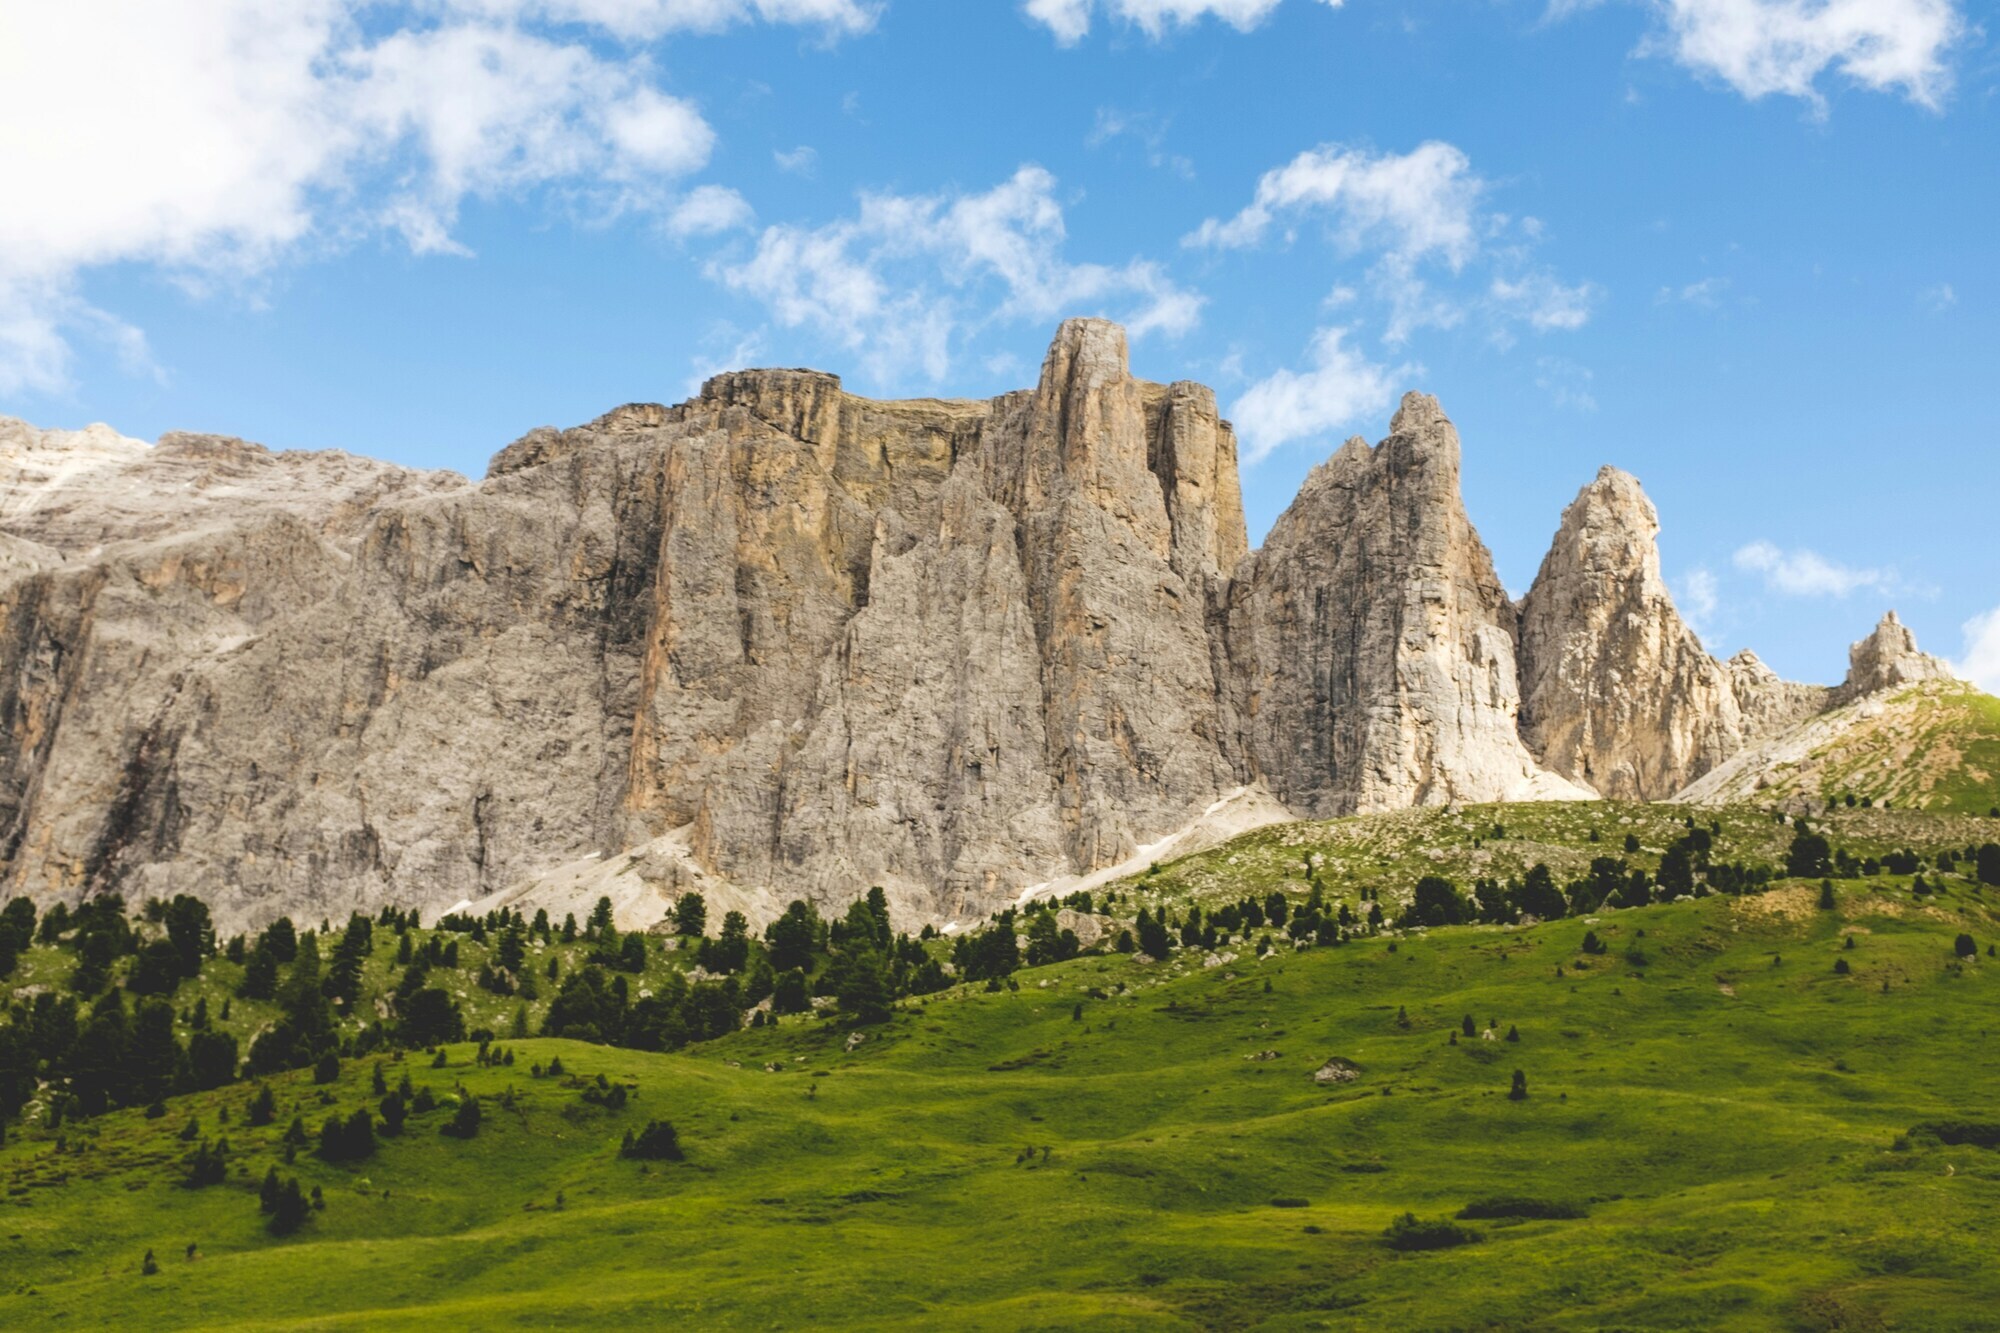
[1683,682,2000,815]
[6,818,2000,1329]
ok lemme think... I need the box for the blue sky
[2,0,1994,689]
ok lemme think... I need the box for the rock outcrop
[1831,610,1955,705]
[0,321,1959,931]
[1227,395,1588,814]
[1515,467,1822,800]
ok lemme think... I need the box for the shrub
[1456,1197,1585,1220]
[620,1119,685,1161]
[1383,1212,1479,1251]
[1912,1121,2000,1148]
[441,1095,481,1139]
[1955,934,1978,959]
[1269,1197,1310,1208]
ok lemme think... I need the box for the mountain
[0,321,1976,929]
[1515,466,1826,799]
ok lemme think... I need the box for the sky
[1,0,1995,691]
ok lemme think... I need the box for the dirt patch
[1729,884,1820,925]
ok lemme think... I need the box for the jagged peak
[1836,607,1955,703]
[1389,390,1447,436]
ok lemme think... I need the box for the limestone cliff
[0,322,1955,931]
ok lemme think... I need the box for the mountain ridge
[0,320,1973,930]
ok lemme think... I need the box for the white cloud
[667,185,756,237]
[1958,607,2000,694]
[774,145,820,176]
[1920,282,1957,310]
[1733,540,1892,596]
[1647,0,1965,109]
[1491,272,1600,330]
[713,165,1203,384]
[1186,141,1483,267]
[1027,0,1339,44]
[1535,355,1599,412]
[1678,567,1720,636]
[442,0,880,38]
[1657,276,1731,306]
[1193,141,1594,432]
[0,0,861,396]
[1086,108,1196,178]
[1228,327,1399,463]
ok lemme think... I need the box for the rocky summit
[0,321,1960,931]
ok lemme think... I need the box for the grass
[6,817,2000,1328]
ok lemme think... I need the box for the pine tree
[248,1084,277,1127]
[270,1177,309,1235]
[1509,1069,1529,1100]
[442,1094,481,1139]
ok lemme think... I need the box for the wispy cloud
[709,164,1203,384]
[773,145,820,176]
[1026,0,1340,45]
[1733,540,1892,597]
[1677,567,1720,637]
[1228,327,1401,463]
[1535,355,1599,412]
[1958,606,2000,693]
[1192,140,1596,460]
[1657,276,1730,307]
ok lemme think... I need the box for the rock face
[1516,467,1822,800]
[0,321,1953,931]
[1227,395,1588,814]
[0,323,1257,931]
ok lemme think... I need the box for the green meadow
[6,804,2000,1330]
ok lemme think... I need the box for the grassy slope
[6,817,2000,1329]
[1689,683,2000,815]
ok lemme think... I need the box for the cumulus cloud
[1958,607,2000,694]
[1186,141,1482,266]
[712,165,1203,384]
[0,0,854,397]
[1655,0,1964,108]
[1228,327,1399,463]
[1027,0,1340,43]
[1733,540,1892,596]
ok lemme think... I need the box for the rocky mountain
[1675,617,1987,812]
[0,321,1970,930]
[1225,395,1587,815]
[1515,466,1825,800]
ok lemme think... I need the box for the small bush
[1383,1212,1479,1251]
[1456,1196,1585,1220]
[441,1095,481,1140]
[1912,1121,2000,1148]
[1269,1196,1310,1209]
[621,1119,684,1161]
